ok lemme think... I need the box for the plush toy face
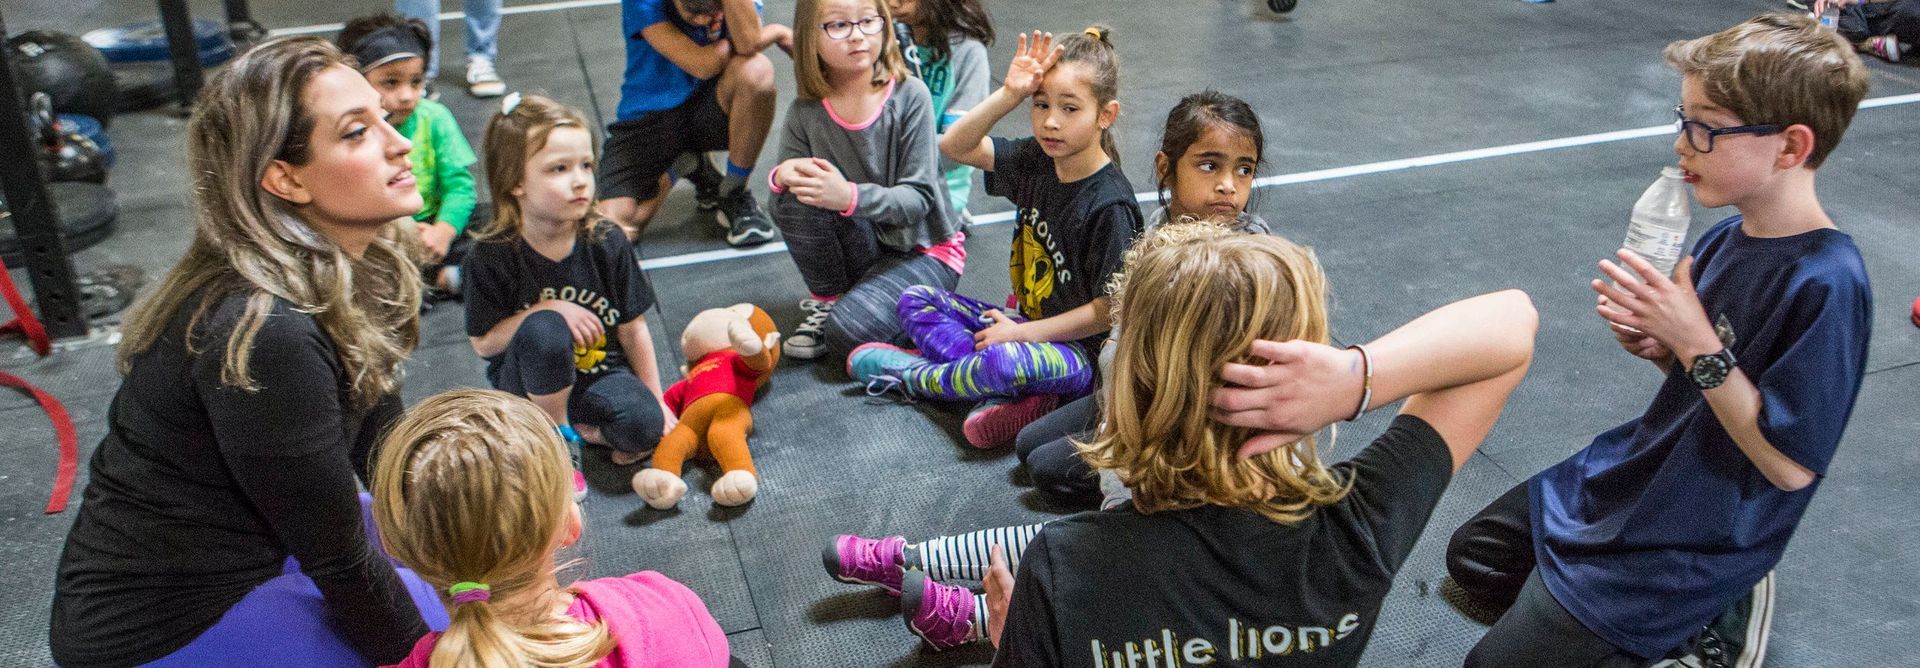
[681,303,779,363]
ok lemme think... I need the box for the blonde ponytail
[372,390,615,667]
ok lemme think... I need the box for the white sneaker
[783,298,835,359]
[465,56,506,98]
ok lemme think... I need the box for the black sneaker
[1656,572,1774,668]
[718,188,776,247]
[680,153,724,211]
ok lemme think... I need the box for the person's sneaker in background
[466,56,506,98]
[718,188,776,247]
[1865,35,1902,62]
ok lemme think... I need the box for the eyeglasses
[1673,105,1779,154]
[821,15,886,40]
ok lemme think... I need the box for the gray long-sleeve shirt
[771,76,962,252]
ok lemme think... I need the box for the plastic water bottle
[1621,167,1692,277]
[1818,3,1840,29]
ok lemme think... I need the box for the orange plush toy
[634,303,780,509]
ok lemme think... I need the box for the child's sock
[722,160,753,195]
[969,592,989,642]
[912,523,1044,581]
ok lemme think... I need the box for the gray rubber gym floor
[4,0,1917,665]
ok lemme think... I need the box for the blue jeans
[394,0,502,79]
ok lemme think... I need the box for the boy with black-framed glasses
[1447,13,1874,667]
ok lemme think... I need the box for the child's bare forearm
[1696,368,1816,491]
[1023,299,1110,343]
[939,87,1024,169]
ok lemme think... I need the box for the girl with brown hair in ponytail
[51,36,438,666]
[844,25,1144,450]
[375,389,732,667]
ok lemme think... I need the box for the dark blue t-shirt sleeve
[984,137,1041,199]
[1751,267,1870,474]
[991,529,1060,667]
[463,241,518,337]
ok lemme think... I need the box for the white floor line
[269,0,620,37]
[644,93,1920,271]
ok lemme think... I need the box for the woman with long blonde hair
[52,37,439,666]
[375,389,732,668]
[981,223,1538,666]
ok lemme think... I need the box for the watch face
[1691,353,1730,388]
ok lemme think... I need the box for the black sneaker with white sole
[1655,571,1774,668]
[783,298,835,359]
[718,188,777,247]
[684,154,724,211]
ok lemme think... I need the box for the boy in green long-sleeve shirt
[339,14,480,297]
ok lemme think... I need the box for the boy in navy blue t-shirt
[600,0,791,246]
[1447,13,1874,667]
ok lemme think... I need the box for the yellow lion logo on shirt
[1011,223,1054,319]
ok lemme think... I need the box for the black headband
[350,25,426,73]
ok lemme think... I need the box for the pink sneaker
[901,570,979,650]
[822,534,907,595]
[962,394,1059,449]
[573,470,588,503]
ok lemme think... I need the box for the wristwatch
[1687,348,1737,390]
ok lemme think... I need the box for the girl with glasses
[765,0,967,362]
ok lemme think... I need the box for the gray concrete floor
[3,0,1918,665]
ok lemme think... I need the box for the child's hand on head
[972,310,1031,350]
[1210,339,1367,458]
[1003,31,1063,98]
[1591,252,1720,360]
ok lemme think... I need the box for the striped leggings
[910,522,1049,639]
[894,285,1092,401]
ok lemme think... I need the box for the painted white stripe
[269,0,621,37]
[645,93,1919,270]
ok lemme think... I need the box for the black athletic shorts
[599,77,730,201]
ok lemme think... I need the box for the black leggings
[1014,394,1101,504]
[1839,0,1920,43]
[1448,482,1647,667]
[487,310,665,456]
[772,194,960,360]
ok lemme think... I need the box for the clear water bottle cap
[1660,166,1685,179]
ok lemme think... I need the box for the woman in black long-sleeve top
[51,37,437,667]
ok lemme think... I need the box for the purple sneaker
[823,534,907,595]
[901,570,979,650]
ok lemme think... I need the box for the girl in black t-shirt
[464,95,670,497]
[992,225,1537,666]
[847,26,1143,450]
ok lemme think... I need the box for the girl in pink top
[371,389,731,667]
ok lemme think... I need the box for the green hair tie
[449,581,492,603]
